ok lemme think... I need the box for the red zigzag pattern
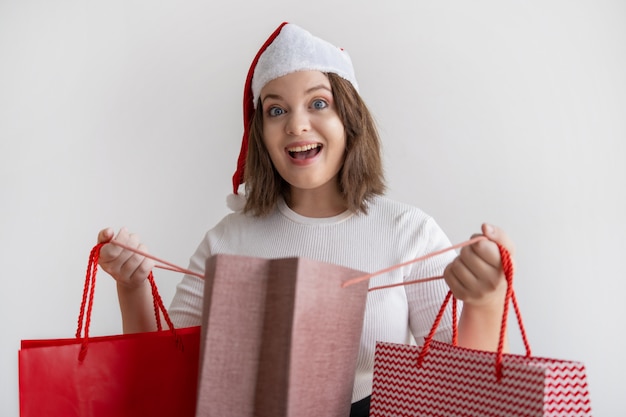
[370,341,593,417]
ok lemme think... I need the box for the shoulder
[364,195,451,246]
[211,209,273,233]
[365,195,433,225]
[205,206,287,247]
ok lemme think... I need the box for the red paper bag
[195,254,370,417]
[19,243,201,417]
[370,245,593,417]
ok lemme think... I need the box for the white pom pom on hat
[229,22,359,205]
[226,191,247,212]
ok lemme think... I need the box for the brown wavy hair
[243,72,385,217]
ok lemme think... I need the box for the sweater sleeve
[404,217,460,344]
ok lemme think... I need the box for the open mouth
[287,143,322,160]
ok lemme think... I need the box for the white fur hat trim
[250,24,358,108]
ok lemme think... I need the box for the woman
[98,22,512,416]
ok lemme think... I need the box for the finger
[99,228,139,273]
[98,229,154,284]
[444,259,478,299]
[118,243,155,284]
[458,242,500,279]
[465,237,502,270]
[444,256,506,304]
[110,228,142,272]
[99,227,130,263]
[482,223,515,257]
[463,224,512,270]
[97,227,114,244]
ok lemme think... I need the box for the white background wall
[1,1,624,415]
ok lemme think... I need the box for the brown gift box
[195,254,369,417]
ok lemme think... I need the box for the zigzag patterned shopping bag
[369,244,592,417]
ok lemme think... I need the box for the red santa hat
[230,22,359,201]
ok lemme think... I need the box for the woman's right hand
[97,227,156,289]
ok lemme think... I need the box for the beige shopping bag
[195,254,370,417]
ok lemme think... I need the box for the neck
[287,184,347,218]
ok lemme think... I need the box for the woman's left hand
[443,223,515,308]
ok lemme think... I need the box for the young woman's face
[260,70,346,195]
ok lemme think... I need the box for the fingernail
[485,224,495,236]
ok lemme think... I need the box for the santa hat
[229,22,359,205]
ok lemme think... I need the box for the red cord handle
[416,243,532,380]
[75,243,181,361]
[341,236,532,379]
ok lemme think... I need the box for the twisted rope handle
[416,243,532,381]
[75,242,181,361]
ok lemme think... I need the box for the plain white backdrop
[1,1,624,415]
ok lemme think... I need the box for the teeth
[288,143,320,153]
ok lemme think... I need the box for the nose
[285,109,310,136]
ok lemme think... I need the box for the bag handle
[342,237,532,379]
[341,236,486,290]
[75,243,182,361]
[416,243,532,381]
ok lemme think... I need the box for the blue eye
[268,107,285,117]
[312,99,328,110]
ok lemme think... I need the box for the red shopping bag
[19,243,201,417]
[369,244,593,417]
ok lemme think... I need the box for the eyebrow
[262,84,332,104]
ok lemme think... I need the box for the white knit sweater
[169,195,457,402]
